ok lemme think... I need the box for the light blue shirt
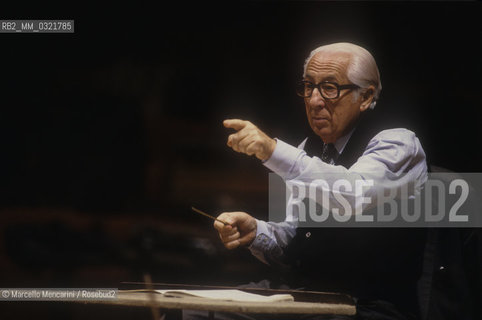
[248,128,428,265]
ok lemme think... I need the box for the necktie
[321,143,338,165]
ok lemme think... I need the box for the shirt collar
[333,127,355,155]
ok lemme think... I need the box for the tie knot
[321,143,338,164]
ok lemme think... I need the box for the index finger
[223,119,249,131]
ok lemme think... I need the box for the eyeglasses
[296,80,360,99]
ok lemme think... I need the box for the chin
[312,127,330,141]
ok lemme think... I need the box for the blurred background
[0,2,481,319]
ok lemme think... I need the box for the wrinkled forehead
[305,51,352,82]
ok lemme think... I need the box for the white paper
[155,289,294,302]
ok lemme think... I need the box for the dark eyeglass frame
[296,80,360,99]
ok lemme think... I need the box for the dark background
[0,2,481,319]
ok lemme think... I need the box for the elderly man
[207,43,428,320]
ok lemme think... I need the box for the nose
[307,87,326,109]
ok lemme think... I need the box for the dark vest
[283,112,427,316]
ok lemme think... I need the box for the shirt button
[305,232,311,238]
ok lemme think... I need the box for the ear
[359,85,376,112]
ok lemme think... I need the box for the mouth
[311,116,329,124]
[310,114,330,129]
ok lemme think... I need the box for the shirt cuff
[248,219,271,250]
[248,220,273,265]
[263,138,304,179]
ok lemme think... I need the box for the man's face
[304,51,369,143]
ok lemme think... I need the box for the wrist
[262,138,277,161]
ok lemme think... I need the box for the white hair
[303,42,382,109]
